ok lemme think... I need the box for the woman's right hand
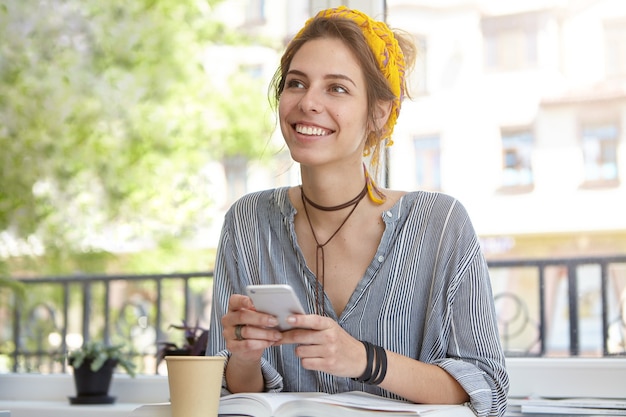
[223,294,282,393]
[222,294,283,362]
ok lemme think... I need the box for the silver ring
[234,324,246,341]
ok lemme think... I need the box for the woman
[207,6,509,417]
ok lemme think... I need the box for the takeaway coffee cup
[165,356,225,417]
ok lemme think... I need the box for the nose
[298,89,323,114]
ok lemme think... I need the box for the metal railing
[1,271,214,374]
[1,256,625,375]
[489,256,626,357]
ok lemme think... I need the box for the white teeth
[295,124,328,136]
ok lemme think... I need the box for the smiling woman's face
[278,37,370,169]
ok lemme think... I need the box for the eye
[330,84,347,94]
[286,79,305,89]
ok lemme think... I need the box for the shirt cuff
[217,350,284,395]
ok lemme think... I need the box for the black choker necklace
[300,184,368,211]
[300,183,368,315]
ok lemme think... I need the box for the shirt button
[386,211,393,217]
[378,255,385,263]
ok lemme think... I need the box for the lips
[294,123,333,136]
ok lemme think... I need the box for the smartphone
[245,284,306,330]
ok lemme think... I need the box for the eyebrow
[286,69,357,87]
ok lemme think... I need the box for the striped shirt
[208,187,509,417]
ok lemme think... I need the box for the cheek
[336,108,368,134]
[278,101,290,125]
[278,98,288,118]
[279,91,298,111]
[278,99,294,138]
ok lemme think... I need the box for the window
[500,129,534,191]
[604,18,626,78]
[581,123,620,187]
[413,135,441,191]
[482,12,543,71]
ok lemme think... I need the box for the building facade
[386,0,626,260]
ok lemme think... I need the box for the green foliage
[211,72,277,160]
[0,262,25,299]
[0,0,276,274]
[67,340,136,377]
[117,246,216,274]
[0,276,26,300]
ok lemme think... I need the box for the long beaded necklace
[300,183,368,315]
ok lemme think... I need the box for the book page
[509,397,626,410]
[218,391,325,417]
[133,392,473,417]
[310,392,469,415]
[520,404,626,416]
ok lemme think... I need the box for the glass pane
[413,135,441,190]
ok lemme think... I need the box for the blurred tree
[0,0,276,273]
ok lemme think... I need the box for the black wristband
[352,340,387,385]
[370,344,388,385]
[370,344,382,383]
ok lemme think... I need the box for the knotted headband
[294,6,407,147]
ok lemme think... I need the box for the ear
[373,100,393,131]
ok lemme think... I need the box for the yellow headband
[295,6,406,147]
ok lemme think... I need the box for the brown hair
[270,16,416,180]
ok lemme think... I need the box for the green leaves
[0,0,275,272]
[68,341,137,377]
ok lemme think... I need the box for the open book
[132,391,475,417]
[508,397,626,416]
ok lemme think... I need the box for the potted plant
[156,319,209,366]
[67,340,136,404]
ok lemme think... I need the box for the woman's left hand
[277,314,367,378]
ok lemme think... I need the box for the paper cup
[165,356,225,417]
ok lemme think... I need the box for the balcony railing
[0,271,214,375]
[489,255,626,357]
[1,256,625,375]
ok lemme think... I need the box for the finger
[234,324,283,343]
[224,295,279,329]
[280,326,342,347]
[285,313,327,330]
[278,315,336,345]
[226,334,276,361]
[223,314,282,344]
[294,342,329,357]
[223,324,281,358]
[228,294,254,312]
[295,344,343,375]
[238,308,280,328]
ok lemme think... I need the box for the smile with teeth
[294,124,332,136]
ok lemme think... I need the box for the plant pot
[69,358,117,404]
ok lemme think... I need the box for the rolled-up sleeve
[436,251,509,417]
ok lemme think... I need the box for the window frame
[481,11,544,72]
[579,120,621,189]
[498,127,535,194]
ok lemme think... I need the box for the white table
[0,400,140,417]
